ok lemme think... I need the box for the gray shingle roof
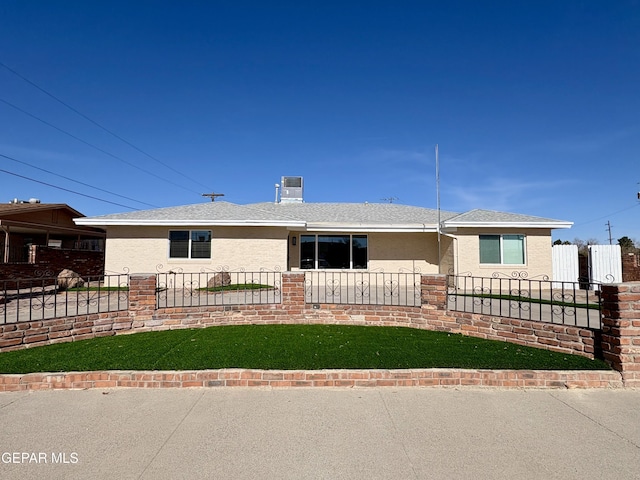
[245,202,460,225]
[76,202,571,230]
[443,209,571,226]
[78,201,302,225]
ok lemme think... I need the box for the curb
[0,368,624,391]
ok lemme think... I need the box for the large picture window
[479,234,525,265]
[300,234,367,269]
[169,230,211,259]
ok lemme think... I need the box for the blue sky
[1,1,639,243]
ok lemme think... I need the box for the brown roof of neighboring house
[0,203,85,218]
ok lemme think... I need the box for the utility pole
[606,220,613,245]
[202,192,225,202]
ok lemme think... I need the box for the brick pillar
[601,283,640,387]
[128,275,157,324]
[281,273,305,315]
[421,274,447,310]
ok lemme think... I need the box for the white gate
[552,244,622,286]
[552,244,579,287]
[589,244,622,284]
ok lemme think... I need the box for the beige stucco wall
[288,231,440,273]
[450,228,554,279]
[105,226,289,275]
[105,226,553,279]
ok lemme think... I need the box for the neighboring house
[0,200,105,264]
[75,180,572,279]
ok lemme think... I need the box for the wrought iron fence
[0,274,129,324]
[156,270,282,308]
[446,273,603,329]
[304,271,421,307]
[0,245,30,263]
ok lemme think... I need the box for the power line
[0,168,138,210]
[573,203,640,227]
[0,97,199,194]
[0,152,159,208]
[0,60,213,191]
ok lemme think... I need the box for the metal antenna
[202,192,225,202]
[436,144,441,274]
[381,196,399,203]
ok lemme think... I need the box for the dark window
[300,235,316,269]
[299,234,367,269]
[169,231,189,258]
[352,235,368,269]
[169,230,211,259]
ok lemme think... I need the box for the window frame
[299,234,368,270]
[168,229,212,260]
[479,234,526,265]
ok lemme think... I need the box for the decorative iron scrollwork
[105,267,130,275]
[33,269,55,278]
[326,279,341,299]
[156,264,183,274]
[473,286,492,307]
[492,271,550,281]
[384,279,400,299]
[304,279,313,299]
[259,266,282,273]
[398,266,421,273]
[508,288,531,311]
[355,279,370,300]
[448,268,472,277]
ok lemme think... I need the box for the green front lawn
[0,325,609,373]
[197,283,273,292]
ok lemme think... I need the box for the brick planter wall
[0,273,638,387]
[601,282,640,387]
[0,369,623,392]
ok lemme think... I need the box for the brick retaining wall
[0,274,638,388]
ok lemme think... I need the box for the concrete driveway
[1,388,639,479]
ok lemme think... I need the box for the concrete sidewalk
[1,388,639,479]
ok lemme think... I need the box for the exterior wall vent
[280,176,303,203]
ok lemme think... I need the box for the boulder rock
[207,272,232,288]
[57,269,85,290]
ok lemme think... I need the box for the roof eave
[442,221,573,229]
[74,219,305,228]
[304,223,439,233]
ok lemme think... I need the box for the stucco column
[600,282,640,387]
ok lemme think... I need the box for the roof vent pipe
[274,183,280,203]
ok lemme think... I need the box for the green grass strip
[66,286,128,292]
[0,325,609,374]
[454,293,600,309]
[197,283,273,292]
